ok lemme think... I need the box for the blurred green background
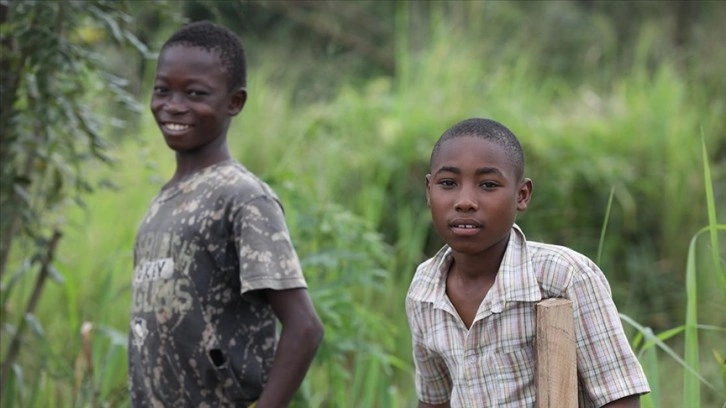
[1,1,724,407]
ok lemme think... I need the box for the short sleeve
[568,262,650,406]
[406,296,452,404]
[233,195,306,294]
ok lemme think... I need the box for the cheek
[200,105,226,122]
[429,201,448,222]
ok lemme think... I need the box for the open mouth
[163,122,192,132]
[449,219,483,228]
[449,220,483,236]
[450,226,481,237]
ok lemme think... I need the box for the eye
[480,181,499,190]
[438,179,456,189]
[152,86,169,95]
[187,89,208,97]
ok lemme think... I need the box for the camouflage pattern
[129,160,307,407]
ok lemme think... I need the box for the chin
[163,139,180,150]
[445,240,481,253]
[447,237,502,254]
[450,246,486,256]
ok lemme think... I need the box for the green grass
[622,138,726,408]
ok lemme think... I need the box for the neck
[171,138,231,183]
[450,233,510,281]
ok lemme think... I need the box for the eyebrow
[434,166,504,177]
[154,73,215,87]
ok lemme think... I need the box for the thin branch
[0,229,63,390]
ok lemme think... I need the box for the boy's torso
[406,225,645,407]
[128,161,288,407]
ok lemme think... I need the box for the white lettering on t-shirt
[134,258,174,283]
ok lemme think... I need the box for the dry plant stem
[0,229,63,390]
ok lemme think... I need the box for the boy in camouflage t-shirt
[129,21,323,408]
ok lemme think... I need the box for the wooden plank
[535,298,577,408]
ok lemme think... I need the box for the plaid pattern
[406,225,650,407]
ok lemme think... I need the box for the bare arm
[602,394,640,408]
[419,402,450,408]
[255,288,324,408]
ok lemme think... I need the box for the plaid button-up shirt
[406,225,650,407]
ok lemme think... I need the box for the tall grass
[2,4,725,407]
[616,138,726,408]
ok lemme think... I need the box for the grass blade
[639,327,660,408]
[596,186,616,265]
[701,136,725,302]
[620,313,715,390]
[684,228,701,406]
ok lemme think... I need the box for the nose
[163,92,188,115]
[454,186,478,212]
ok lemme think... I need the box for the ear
[227,88,247,117]
[425,174,432,207]
[516,178,533,212]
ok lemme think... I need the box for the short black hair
[430,118,525,180]
[162,21,246,91]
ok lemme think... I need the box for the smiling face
[426,135,532,257]
[150,45,245,155]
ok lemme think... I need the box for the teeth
[456,225,477,229]
[165,123,190,131]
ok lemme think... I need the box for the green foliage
[0,0,144,402]
[278,185,406,405]
[0,0,145,250]
[623,141,726,408]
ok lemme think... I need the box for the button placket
[462,321,480,385]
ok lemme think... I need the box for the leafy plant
[0,0,146,401]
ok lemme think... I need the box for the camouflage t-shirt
[129,160,307,407]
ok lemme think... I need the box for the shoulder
[208,161,280,203]
[186,161,286,218]
[528,240,597,271]
[408,256,437,292]
[407,246,449,303]
[525,240,606,297]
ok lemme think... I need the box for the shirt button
[468,356,476,364]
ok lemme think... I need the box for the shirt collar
[495,224,542,305]
[418,224,542,311]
